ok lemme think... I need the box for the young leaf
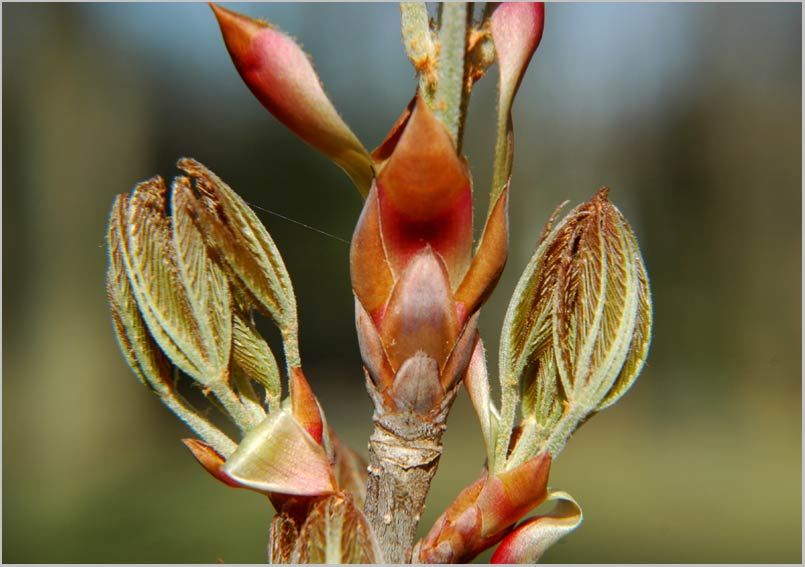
[123,177,209,382]
[177,158,300,364]
[171,177,233,380]
[499,188,653,461]
[291,494,381,563]
[107,195,172,394]
[231,310,282,412]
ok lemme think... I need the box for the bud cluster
[106,3,653,564]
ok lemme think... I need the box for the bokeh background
[3,2,801,563]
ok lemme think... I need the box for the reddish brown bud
[211,4,373,194]
[416,452,552,563]
[182,439,242,488]
[289,367,324,445]
[351,96,513,414]
[374,95,473,286]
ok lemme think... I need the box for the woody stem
[364,408,450,563]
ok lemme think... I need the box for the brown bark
[363,382,458,563]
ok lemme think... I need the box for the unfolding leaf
[222,410,335,496]
[500,188,652,459]
[171,177,232,379]
[550,189,647,410]
[231,310,281,412]
[109,195,239,454]
[177,158,297,340]
[123,177,208,382]
[107,195,172,394]
[291,493,381,563]
[270,513,299,564]
[596,237,652,410]
[490,490,582,563]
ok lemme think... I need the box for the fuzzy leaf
[108,195,238,455]
[551,189,647,411]
[596,235,652,410]
[231,310,282,412]
[124,177,209,382]
[270,513,299,564]
[171,177,233,379]
[177,159,297,346]
[107,195,173,394]
[499,188,652,460]
[291,493,381,563]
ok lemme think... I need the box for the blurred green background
[3,2,801,563]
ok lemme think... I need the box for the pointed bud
[211,4,373,195]
[349,185,395,320]
[373,95,473,287]
[456,184,510,316]
[488,2,545,213]
[379,246,460,371]
[182,438,242,488]
[289,367,324,445]
[417,452,551,563]
[491,3,545,112]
